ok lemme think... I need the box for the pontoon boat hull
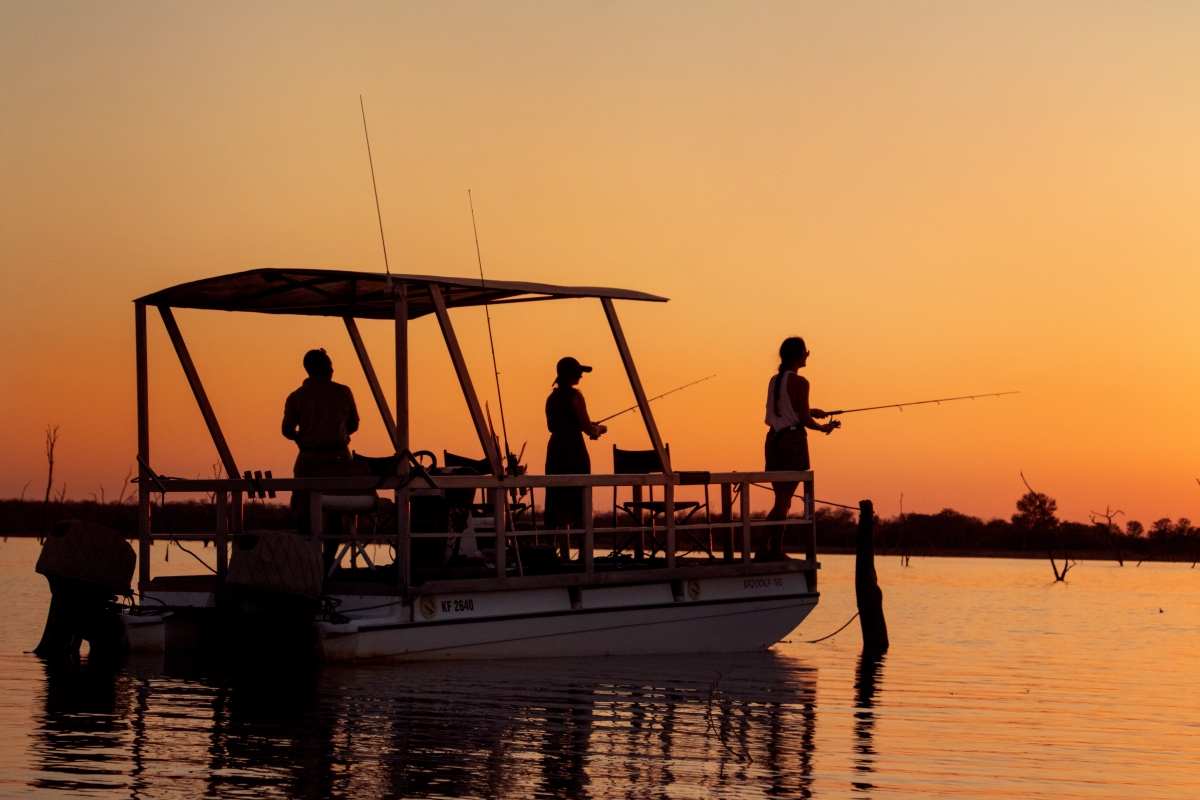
[124,570,817,662]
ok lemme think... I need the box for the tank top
[546,387,583,434]
[765,371,802,431]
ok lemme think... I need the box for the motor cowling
[222,531,324,663]
[34,520,136,660]
[226,530,324,603]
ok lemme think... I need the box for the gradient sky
[2,1,1198,525]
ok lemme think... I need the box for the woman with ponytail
[760,337,838,561]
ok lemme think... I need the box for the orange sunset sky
[1,2,1198,524]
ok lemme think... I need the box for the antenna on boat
[468,190,515,472]
[359,95,392,287]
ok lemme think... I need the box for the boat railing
[141,470,815,590]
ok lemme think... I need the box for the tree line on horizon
[3,488,1196,568]
[7,425,1195,567]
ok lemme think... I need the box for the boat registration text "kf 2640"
[442,599,474,613]
[744,577,785,589]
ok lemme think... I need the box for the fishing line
[823,391,1018,417]
[597,374,717,424]
[746,482,858,511]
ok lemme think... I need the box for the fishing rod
[816,391,1019,418]
[596,374,718,424]
[468,191,517,473]
[359,96,391,280]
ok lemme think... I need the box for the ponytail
[774,337,807,415]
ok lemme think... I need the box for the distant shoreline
[811,545,1186,563]
[1,532,1186,566]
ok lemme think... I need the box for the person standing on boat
[761,337,838,561]
[544,357,606,554]
[282,349,361,555]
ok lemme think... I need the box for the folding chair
[318,453,393,576]
[443,451,530,525]
[611,445,712,560]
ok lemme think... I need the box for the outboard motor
[34,520,136,660]
[224,531,324,661]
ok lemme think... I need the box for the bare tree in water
[39,425,59,537]
[1014,472,1072,581]
[1089,505,1125,566]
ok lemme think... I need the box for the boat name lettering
[743,577,784,589]
[441,598,475,613]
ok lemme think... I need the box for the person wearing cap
[282,349,363,560]
[544,357,606,543]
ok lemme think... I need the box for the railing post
[740,481,752,563]
[135,301,151,586]
[231,489,243,552]
[493,487,506,578]
[310,491,323,547]
[804,476,817,563]
[664,483,676,569]
[215,491,228,579]
[720,483,733,562]
[631,485,644,560]
[394,287,411,590]
[583,484,594,573]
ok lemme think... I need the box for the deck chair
[611,445,712,560]
[315,453,396,576]
[443,450,530,525]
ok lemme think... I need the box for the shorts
[765,427,810,472]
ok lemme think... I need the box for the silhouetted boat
[53,270,821,661]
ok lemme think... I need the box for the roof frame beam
[601,297,670,473]
[343,316,397,443]
[428,283,503,474]
[157,306,240,480]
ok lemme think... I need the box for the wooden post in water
[856,499,889,651]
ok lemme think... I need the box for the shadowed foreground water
[0,539,1197,798]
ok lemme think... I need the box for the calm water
[0,538,1196,799]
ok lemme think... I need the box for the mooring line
[745,482,858,511]
[805,612,859,643]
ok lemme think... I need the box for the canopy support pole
[135,302,151,586]
[157,306,240,480]
[600,298,671,472]
[344,317,397,443]
[428,284,504,474]
[394,287,410,590]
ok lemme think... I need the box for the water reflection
[32,659,132,795]
[851,650,886,794]
[30,652,820,799]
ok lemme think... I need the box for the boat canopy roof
[137,268,668,320]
